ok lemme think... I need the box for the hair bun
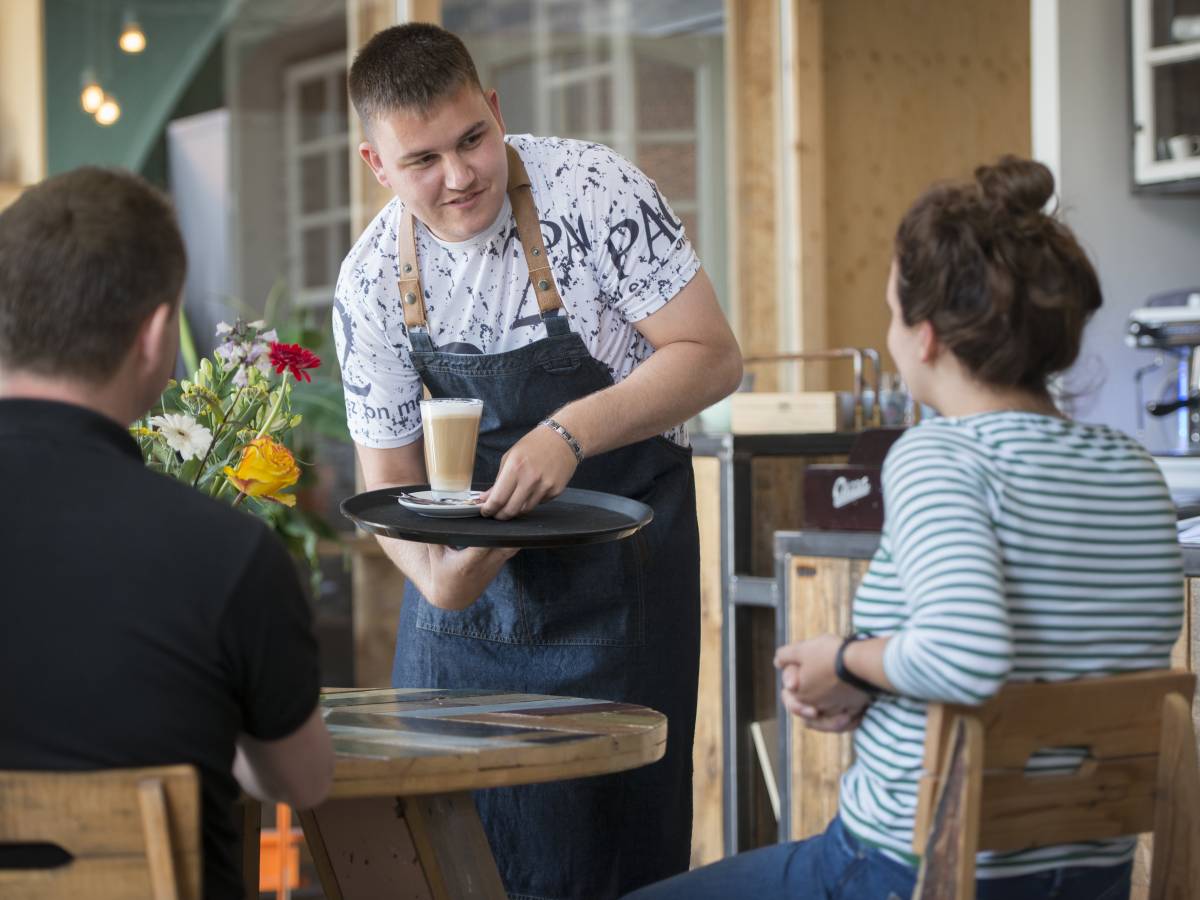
[974,155,1055,215]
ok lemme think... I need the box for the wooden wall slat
[691,457,724,867]
[788,0,828,389]
[727,0,781,392]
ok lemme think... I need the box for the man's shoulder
[135,463,273,548]
[507,134,639,190]
[338,195,402,293]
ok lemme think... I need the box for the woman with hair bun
[625,157,1182,900]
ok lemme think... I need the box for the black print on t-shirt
[334,295,372,398]
[334,135,700,449]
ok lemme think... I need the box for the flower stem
[192,386,245,488]
[254,383,287,440]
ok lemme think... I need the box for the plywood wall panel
[821,0,1030,377]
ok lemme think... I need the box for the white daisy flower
[149,413,214,462]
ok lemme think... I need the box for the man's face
[360,84,509,243]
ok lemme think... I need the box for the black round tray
[340,484,654,548]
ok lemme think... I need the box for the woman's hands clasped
[774,635,871,734]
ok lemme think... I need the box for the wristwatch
[834,632,882,699]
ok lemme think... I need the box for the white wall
[1045,0,1200,450]
[168,109,233,357]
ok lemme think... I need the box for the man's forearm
[554,339,741,458]
[233,745,273,802]
[376,535,430,593]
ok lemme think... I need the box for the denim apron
[390,145,699,900]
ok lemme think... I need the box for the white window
[283,51,352,307]
[449,0,728,309]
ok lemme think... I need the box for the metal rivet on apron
[404,292,417,305]
[403,263,413,274]
[538,279,550,291]
[532,248,541,257]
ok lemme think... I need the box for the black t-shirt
[0,399,320,900]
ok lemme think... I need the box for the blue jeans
[622,817,1132,900]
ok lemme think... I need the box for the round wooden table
[270,688,667,900]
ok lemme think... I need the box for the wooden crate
[731,392,850,434]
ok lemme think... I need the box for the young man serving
[336,23,742,899]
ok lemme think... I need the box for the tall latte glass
[420,398,483,499]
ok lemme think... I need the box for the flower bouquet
[134,318,332,585]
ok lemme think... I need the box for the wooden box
[803,463,884,531]
[730,392,852,434]
[802,428,906,531]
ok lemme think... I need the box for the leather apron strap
[398,207,425,330]
[396,142,564,333]
[504,143,564,317]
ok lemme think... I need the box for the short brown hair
[348,23,482,127]
[894,156,1101,392]
[0,167,186,380]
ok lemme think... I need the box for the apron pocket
[413,562,530,643]
[516,532,646,646]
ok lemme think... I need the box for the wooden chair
[0,765,201,900]
[911,670,1200,900]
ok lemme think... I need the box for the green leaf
[179,310,200,375]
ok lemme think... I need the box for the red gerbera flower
[269,342,321,382]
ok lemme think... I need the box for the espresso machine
[1127,288,1200,453]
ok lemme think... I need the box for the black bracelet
[540,417,584,463]
[834,632,882,698]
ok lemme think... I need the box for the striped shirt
[839,411,1183,878]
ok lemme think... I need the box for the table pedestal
[297,792,506,900]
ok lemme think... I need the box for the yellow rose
[223,437,300,507]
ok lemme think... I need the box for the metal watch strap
[540,417,584,463]
[834,632,881,698]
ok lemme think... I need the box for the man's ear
[137,302,176,378]
[359,141,390,189]
[485,88,506,135]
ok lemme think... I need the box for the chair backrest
[911,670,1200,900]
[0,765,201,900]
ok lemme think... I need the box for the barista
[335,23,742,899]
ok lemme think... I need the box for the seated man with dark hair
[0,167,333,900]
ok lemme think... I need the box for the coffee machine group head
[1127,288,1200,452]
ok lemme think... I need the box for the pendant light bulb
[80,69,104,113]
[95,94,121,126]
[118,9,146,54]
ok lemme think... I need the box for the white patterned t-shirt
[332,134,702,449]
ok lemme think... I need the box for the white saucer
[397,489,485,518]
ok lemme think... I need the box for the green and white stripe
[838,411,1183,878]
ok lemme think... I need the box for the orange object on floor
[259,803,302,898]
